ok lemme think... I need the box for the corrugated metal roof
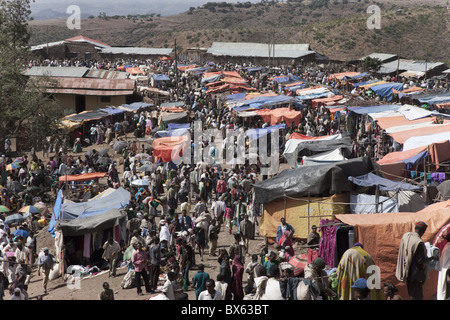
[101,47,173,56]
[85,69,130,79]
[65,35,111,48]
[379,59,445,74]
[29,41,67,51]
[33,76,135,96]
[360,53,398,62]
[23,66,90,78]
[207,42,313,58]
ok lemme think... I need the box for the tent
[335,203,450,300]
[347,172,423,192]
[302,148,346,166]
[349,193,398,214]
[260,193,350,239]
[368,82,404,102]
[152,135,189,163]
[152,74,170,81]
[120,102,154,113]
[253,157,378,204]
[59,187,130,220]
[58,172,106,185]
[58,208,125,237]
[167,123,190,131]
[160,111,189,127]
[388,123,450,144]
[255,107,302,126]
[245,124,286,140]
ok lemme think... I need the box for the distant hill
[28,0,450,65]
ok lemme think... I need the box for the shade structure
[0,205,10,213]
[12,229,29,238]
[5,213,26,225]
[19,205,40,217]
[6,163,20,170]
[131,179,150,186]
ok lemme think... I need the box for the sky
[30,0,262,19]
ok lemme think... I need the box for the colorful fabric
[336,246,384,300]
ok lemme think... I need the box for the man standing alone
[396,221,439,300]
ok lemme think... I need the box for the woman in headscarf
[231,254,244,300]
[73,138,82,153]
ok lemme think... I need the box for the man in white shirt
[198,279,222,300]
[159,220,171,249]
[162,271,177,300]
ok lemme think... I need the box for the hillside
[28,0,450,65]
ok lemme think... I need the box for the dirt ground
[12,132,300,301]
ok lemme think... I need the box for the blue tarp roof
[272,76,290,83]
[59,187,130,220]
[342,72,370,80]
[237,94,295,108]
[369,82,404,102]
[414,91,450,105]
[153,74,170,81]
[246,124,287,140]
[121,102,154,112]
[353,79,380,88]
[167,123,190,130]
[347,104,400,114]
[100,106,127,115]
[403,150,429,170]
[245,67,265,73]
[154,128,189,138]
[348,172,422,191]
[296,92,331,100]
[48,189,63,238]
[226,92,246,102]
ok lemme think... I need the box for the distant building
[206,41,316,65]
[359,53,399,64]
[377,59,448,79]
[99,47,173,61]
[24,66,136,115]
[29,35,110,61]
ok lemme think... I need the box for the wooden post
[307,192,311,232]
[375,185,379,213]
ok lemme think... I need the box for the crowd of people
[0,53,449,301]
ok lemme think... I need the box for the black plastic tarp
[296,136,353,155]
[161,111,188,124]
[58,208,125,236]
[253,157,379,204]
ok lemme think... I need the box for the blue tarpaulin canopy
[402,150,429,170]
[245,67,265,73]
[154,128,189,138]
[353,79,380,88]
[100,106,127,115]
[153,74,170,81]
[48,189,63,238]
[414,91,450,105]
[167,123,190,130]
[246,124,286,140]
[369,82,404,102]
[342,72,370,80]
[121,102,153,112]
[347,104,401,114]
[296,92,331,100]
[236,94,295,109]
[59,187,130,221]
[348,172,422,191]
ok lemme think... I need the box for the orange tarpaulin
[289,132,332,140]
[59,172,106,183]
[392,86,425,95]
[311,95,343,108]
[283,81,303,87]
[177,64,197,71]
[126,67,143,75]
[244,92,277,100]
[256,107,302,126]
[152,136,189,163]
[388,123,450,144]
[328,72,360,81]
[161,106,184,112]
[377,140,450,169]
[375,116,436,130]
[360,81,387,90]
[335,204,450,300]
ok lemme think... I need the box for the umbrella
[96,157,112,164]
[138,164,158,173]
[12,229,29,238]
[14,157,24,164]
[113,141,127,152]
[0,205,10,213]
[123,244,136,261]
[19,205,40,217]
[98,148,109,156]
[4,213,25,225]
[433,222,450,254]
[287,254,308,277]
[6,163,20,171]
[135,153,151,159]
[131,179,150,186]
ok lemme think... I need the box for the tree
[361,56,382,72]
[0,0,63,153]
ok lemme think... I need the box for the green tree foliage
[361,56,382,72]
[0,0,63,152]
